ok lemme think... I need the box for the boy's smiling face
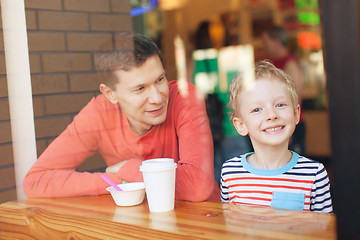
[233,78,300,150]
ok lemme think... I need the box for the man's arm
[172,82,218,201]
[23,97,127,198]
[23,125,111,197]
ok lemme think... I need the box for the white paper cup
[140,158,177,212]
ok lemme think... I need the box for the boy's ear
[295,104,301,125]
[233,117,249,136]
[100,83,117,104]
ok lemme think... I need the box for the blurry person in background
[261,25,306,155]
[23,33,219,201]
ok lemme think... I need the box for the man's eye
[135,87,144,92]
[157,77,165,83]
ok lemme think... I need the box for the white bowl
[106,182,145,206]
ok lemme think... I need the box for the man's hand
[106,161,128,174]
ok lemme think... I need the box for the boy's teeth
[265,127,282,132]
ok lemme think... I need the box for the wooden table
[0,195,336,239]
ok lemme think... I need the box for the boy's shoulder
[291,154,326,173]
[296,154,323,165]
[222,155,244,167]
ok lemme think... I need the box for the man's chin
[151,113,167,126]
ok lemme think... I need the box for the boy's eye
[276,103,286,108]
[251,108,261,113]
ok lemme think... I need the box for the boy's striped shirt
[220,152,333,213]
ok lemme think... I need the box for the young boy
[220,60,332,213]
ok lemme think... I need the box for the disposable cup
[140,158,177,212]
[106,182,145,207]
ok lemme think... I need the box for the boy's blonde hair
[228,60,298,120]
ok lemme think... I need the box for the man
[261,25,306,155]
[23,33,218,201]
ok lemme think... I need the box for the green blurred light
[298,12,320,25]
[295,0,319,9]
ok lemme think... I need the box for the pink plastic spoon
[101,174,123,191]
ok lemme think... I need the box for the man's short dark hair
[95,33,163,89]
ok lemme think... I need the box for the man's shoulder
[85,94,115,110]
[92,94,110,104]
[72,94,118,130]
[168,80,202,102]
[168,80,196,93]
[75,94,117,120]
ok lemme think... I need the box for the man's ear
[233,117,248,136]
[295,104,301,125]
[100,83,117,104]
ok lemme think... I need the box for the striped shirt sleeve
[220,170,230,202]
[310,163,333,213]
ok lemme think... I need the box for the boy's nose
[266,109,279,121]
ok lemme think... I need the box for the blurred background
[0,0,334,202]
[1,0,360,237]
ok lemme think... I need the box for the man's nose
[148,85,162,104]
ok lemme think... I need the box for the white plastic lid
[140,158,177,172]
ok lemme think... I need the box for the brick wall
[0,0,132,203]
